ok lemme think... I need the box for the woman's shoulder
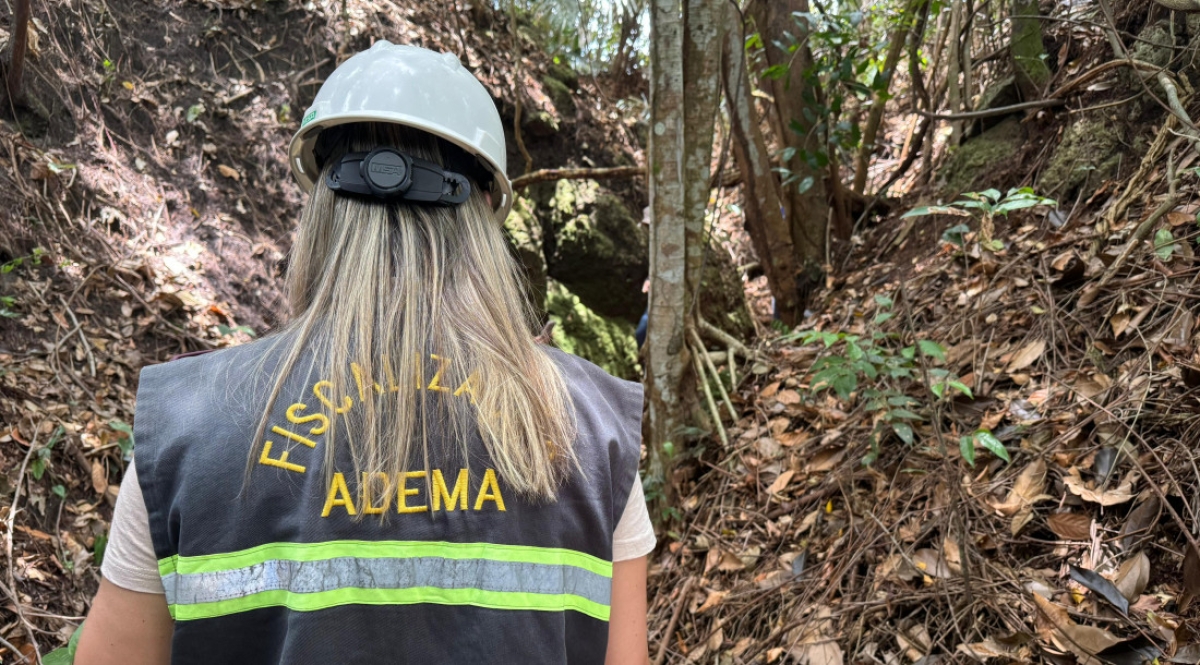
[541,346,643,412]
[140,331,294,381]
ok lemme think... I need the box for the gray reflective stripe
[162,556,611,608]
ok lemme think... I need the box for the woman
[76,41,654,665]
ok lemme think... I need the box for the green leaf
[978,188,1002,203]
[940,223,971,247]
[762,64,789,80]
[216,324,256,337]
[917,340,946,361]
[93,534,108,567]
[874,294,893,308]
[974,430,1010,462]
[960,435,976,467]
[52,484,66,499]
[43,622,84,664]
[186,103,205,123]
[887,408,924,422]
[949,199,989,211]
[947,381,974,399]
[30,458,45,481]
[873,311,895,325]
[110,419,135,455]
[43,647,73,665]
[901,205,968,219]
[891,422,914,445]
[993,198,1049,216]
[1154,228,1178,260]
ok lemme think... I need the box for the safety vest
[133,336,643,664]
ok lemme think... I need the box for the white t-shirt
[102,463,657,594]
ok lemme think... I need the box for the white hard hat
[288,41,513,220]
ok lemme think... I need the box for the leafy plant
[902,187,1056,252]
[1,246,46,274]
[784,296,972,464]
[959,429,1009,467]
[109,419,135,457]
[30,426,65,481]
[43,622,84,665]
[1154,228,1178,260]
[757,4,906,191]
[0,295,18,318]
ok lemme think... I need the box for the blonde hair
[248,122,576,500]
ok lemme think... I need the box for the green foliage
[959,429,1009,467]
[43,623,84,664]
[756,3,911,188]
[501,0,647,74]
[903,187,1056,251]
[93,533,108,567]
[217,324,256,337]
[1,247,46,317]
[1,247,46,274]
[783,297,975,465]
[109,419,135,457]
[29,426,65,482]
[545,281,640,379]
[1154,228,1178,260]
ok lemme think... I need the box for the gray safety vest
[133,336,643,664]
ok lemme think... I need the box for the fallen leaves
[988,459,1052,534]
[1046,512,1092,540]
[1062,468,1137,506]
[1006,339,1045,373]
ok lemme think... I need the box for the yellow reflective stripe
[157,540,611,578]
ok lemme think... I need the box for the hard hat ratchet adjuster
[325,147,471,205]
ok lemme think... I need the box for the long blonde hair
[248,122,576,500]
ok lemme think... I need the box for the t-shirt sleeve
[100,461,166,594]
[612,472,656,562]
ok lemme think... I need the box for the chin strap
[325,147,471,205]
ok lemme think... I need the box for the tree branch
[510,165,645,191]
[915,98,1064,120]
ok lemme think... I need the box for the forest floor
[646,161,1200,661]
[3,0,1200,664]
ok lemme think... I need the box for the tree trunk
[1011,0,1051,99]
[645,0,724,514]
[723,4,802,323]
[746,0,832,311]
[645,0,688,511]
[853,3,914,195]
[682,0,724,301]
[6,0,30,105]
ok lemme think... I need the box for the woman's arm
[606,555,649,665]
[74,578,173,665]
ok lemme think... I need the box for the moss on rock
[503,195,548,317]
[942,117,1024,195]
[1036,113,1123,198]
[1132,21,1174,70]
[546,280,640,379]
[540,179,647,322]
[543,76,576,116]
